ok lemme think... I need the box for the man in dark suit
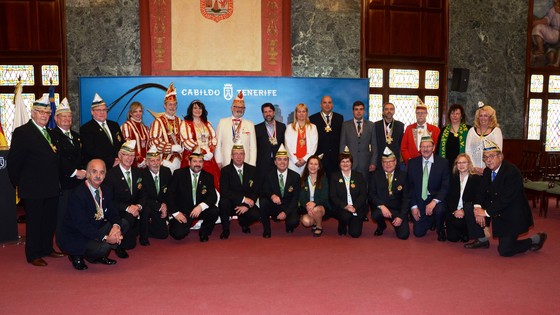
[104,140,142,257]
[373,102,405,170]
[80,93,124,169]
[50,98,86,250]
[255,102,286,184]
[470,141,547,256]
[309,95,343,176]
[407,135,450,241]
[59,159,128,270]
[138,146,170,245]
[369,147,410,240]
[167,149,219,242]
[218,144,260,239]
[339,101,377,183]
[260,144,300,238]
[8,95,64,266]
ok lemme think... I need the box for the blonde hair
[291,103,311,130]
[474,105,499,129]
[452,153,476,175]
[127,101,144,119]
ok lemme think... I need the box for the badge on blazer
[304,186,308,191]
[339,178,343,183]
[288,186,294,193]
[50,143,57,153]
[397,185,403,191]
[351,184,356,189]
[163,187,167,193]
[201,185,207,195]
[249,180,254,187]
[137,183,142,190]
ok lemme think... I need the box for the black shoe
[140,239,150,246]
[362,216,369,222]
[286,228,294,233]
[220,230,230,240]
[464,240,490,249]
[88,257,117,265]
[69,256,88,270]
[437,231,447,242]
[200,235,209,242]
[263,232,271,239]
[374,228,384,236]
[115,247,129,259]
[531,232,547,251]
[241,226,251,234]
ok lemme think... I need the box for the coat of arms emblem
[201,0,233,23]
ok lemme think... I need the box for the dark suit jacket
[50,127,84,190]
[368,169,410,219]
[339,119,377,176]
[167,168,217,215]
[104,165,143,214]
[220,162,259,206]
[7,120,60,199]
[446,173,480,214]
[255,120,286,180]
[309,112,343,174]
[139,166,172,212]
[373,119,404,168]
[407,154,450,211]
[299,175,330,212]
[329,171,368,213]
[475,161,533,237]
[261,169,300,214]
[80,119,124,169]
[59,182,121,255]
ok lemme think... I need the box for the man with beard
[373,102,404,170]
[255,102,286,184]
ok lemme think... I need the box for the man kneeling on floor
[59,159,129,270]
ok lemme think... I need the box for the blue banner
[79,76,369,127]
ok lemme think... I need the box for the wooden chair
[521,150,545,208]
[541,153,560,217]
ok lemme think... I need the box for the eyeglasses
[482,154,498,160]
[233,106,246,110]
[34,110,52,115]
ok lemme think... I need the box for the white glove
[137,159,146,168]
[203,152,213,161]
[171,144,183,153]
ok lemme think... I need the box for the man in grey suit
[339,101,377,183]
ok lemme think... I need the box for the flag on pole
[0,119,7,147]
[47,85,56,129]
[12,79,29,135]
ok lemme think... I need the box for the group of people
[7,83,548,271]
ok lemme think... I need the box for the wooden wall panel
[389,11,421,56]
[0,1,33,50]
[422,11,443,58]
[390,0,422,8]
[366,9,387,55]
[37,0,61,51]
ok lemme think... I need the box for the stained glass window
[41,65,59,86]
[0,93,34,144]
[425,70,439,89]
[424,96,439,126]
[368,68,383,88]
[389,69,419,89]
[386,95,439,127]
[530,74,544,93]
[368,94,383,121]
[0,65,34,86]
[527,99,542,140]
[545,99,560,151]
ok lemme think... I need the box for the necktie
[279,173,285,196]
[125,170,132,192]
[192,173,198,202]
[421,160,429,200]
[95,188,103,219]
[357,120,362,136]
[154,175,159,194]
[492,171,497,182]
[238,169,243,183]
[387,173,393,193]
[326,115,330,124]
[95,188,101,205]
[42,128,51,144]
[65,131,73,144]
[102,122,113,144]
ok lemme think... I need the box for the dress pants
[169,206,219,240]
[259,199,299,234]
[120,211,139,249]
[56,188,72,249]
[139,204,169,242]
[497,236,532,257]
[463,205,487,239]
[445,213,468,242]
[85,219,129,260]
[371,208,410,240]
[412,198,445,237]
[24,197,59,262]
[219,198,260,231]
[336,206,367,238]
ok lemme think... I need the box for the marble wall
[65,0,529,138]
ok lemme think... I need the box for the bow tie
[417,125,424,129]
[233,118,241,122]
